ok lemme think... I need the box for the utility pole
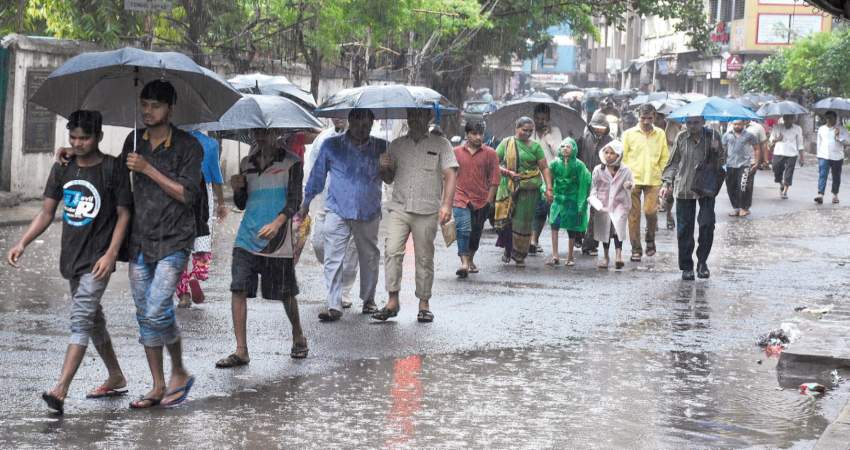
[17,0,27,33]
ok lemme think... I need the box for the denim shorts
[129,250,189,347]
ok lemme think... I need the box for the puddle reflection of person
[385,355,423,448]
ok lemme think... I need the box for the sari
[495,137,545,261]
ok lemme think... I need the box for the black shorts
[230,247,298,300]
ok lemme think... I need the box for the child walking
[588,140,634,269]
[546,137,591,267]
[6,110,132,414]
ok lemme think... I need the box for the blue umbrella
[314,85,458,119]
[668,96,761,123]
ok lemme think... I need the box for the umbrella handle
[433,101,442,125]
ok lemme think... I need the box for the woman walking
[494,117,553,266]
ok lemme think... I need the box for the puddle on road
[2,343,847,449]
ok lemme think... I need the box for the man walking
[373,108,458,323]
[815,111,850,204]
[452,122,500,277]
[621,103,669,262]
[122,80,201,408]
[303,118,360,309]
[301,109,390,321]
[769,114,804,199]
[661,117,724,281]
[530,103,562,254]
[577,111,612,256]
[723,120,760,217]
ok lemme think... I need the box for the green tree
[782,28,850,97]
[737,52,787,96]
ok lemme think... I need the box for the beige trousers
[384,209,439,301]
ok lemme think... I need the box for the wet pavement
[1,165,850,449]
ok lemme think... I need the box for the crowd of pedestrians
[4,78,848,415]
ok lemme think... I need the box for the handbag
[690,129,726,197]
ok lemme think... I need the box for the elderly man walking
[372,108,458,323]
[661,117,725,281]
[723,120,760,217]
[301,109,391,322]
[621,103,669,262]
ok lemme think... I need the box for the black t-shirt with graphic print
[43,155,132,279]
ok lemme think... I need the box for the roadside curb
[778,319,850,450]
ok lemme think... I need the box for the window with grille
[709,0,719,23]
[733,0,746,20]
[720,0,732,22]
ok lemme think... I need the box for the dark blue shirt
[303,133,388,221]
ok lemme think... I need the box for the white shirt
[817,124,850,161]
[532,126,563,164]
[770,124,804,158]
[746,122,767,144]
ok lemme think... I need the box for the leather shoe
[697,263,710,279]
[682,270,695,281]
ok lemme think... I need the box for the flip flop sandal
[615,260,625,269]
[417,310,434,323]
[545,258,560,266]
[630,253,642,262]
[318,309,342,322]
[188,279,205,304]
[371,306,399,321]
[468,265,479,273]
[161,376,195,407]
[42,392,64,415]
[645,246,656,257]
[361,302,379,315]
[455,268,469,278]
[290,342,309,359]
[215,353,249,368]
[833,198,840,204]
[86,385,129,399]
[565,259,575,267]
[341,299,353,309]
[129,395,162,409]
[597,260,609,269]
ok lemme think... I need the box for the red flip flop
[188,279,205,304]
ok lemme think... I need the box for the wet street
[1,166,850,449]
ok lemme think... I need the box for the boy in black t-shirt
[6,110,132,415]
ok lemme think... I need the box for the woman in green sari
[494,117,553,265]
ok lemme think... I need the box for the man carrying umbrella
[301,109,390,321]
[815,111,850,204]
[769,114,804,200]
[621,103,669,262]
[122,80,201,408]
[373,108,458,323]
[660,117,724,280]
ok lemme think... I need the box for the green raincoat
[547,137,591,232]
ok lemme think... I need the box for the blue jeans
[129,250,189,347]
[818,158,842,195]
[453,205,490,257]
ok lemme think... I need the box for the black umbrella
[485,95,586,140]
[30,47,240,127]
[314,85,458,119]
[812,97,850,115]
[757,100,809,118]
[227,73,317,109]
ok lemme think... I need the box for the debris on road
[793,304,833,319]
[799,383,826,396]
[831,370,844,386]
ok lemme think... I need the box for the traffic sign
[726,54,743,71]
[124,0,173,12]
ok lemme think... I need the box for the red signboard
[726,54,743,71]
[710,22,730,43]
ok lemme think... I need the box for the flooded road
[1,167,848,449]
